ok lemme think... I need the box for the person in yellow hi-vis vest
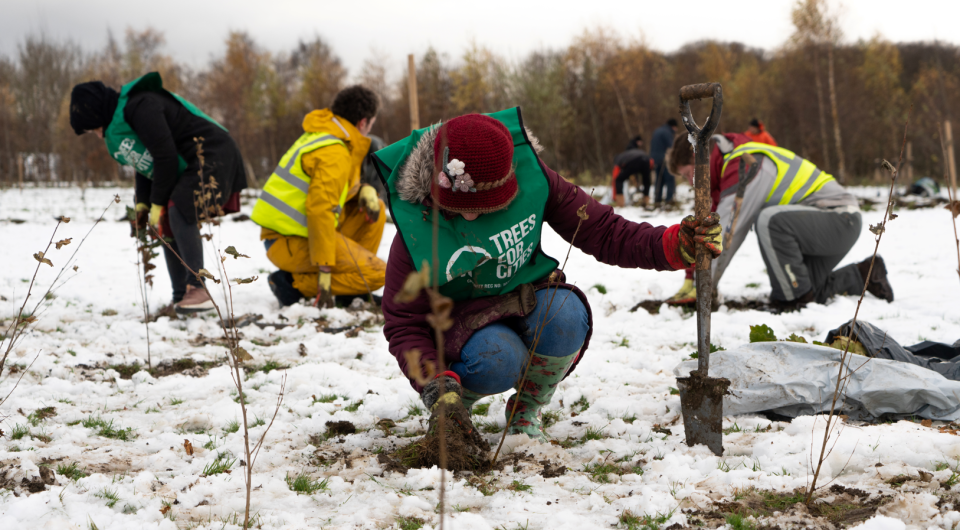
[251,86,386,307]
[668,132,894,312]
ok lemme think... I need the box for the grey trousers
[162,204,204,302]
[756,206,863,303]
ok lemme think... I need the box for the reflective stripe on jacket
[720,142,834,206]
[251,133,347,237]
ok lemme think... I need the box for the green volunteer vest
[103,72,226,179]
[721,142,835,206]
[374,107,558,301]
[250,133,348,237]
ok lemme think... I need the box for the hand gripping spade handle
[675,83,731,456]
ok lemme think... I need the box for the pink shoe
[175,285,215,314]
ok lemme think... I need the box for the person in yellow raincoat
[251,85,386,307]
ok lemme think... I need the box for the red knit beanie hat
[432,114,518,214]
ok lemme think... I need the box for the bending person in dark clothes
[70,72,248,315]
[611,135,652,208]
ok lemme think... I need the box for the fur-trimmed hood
[395,124,544,205]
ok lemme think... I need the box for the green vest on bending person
[103,72,226,179]
[251,133,349,238]
[720,142,835,206]
[374,108,558,302]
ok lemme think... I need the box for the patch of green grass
[169,397,184,406]
[313,394,338,404]
[145,406,160,414]
[202,452,236,476]
[252,415,266,427]
[615,336,630,348]
[582,426,604,442]
[509,480,532,492]
[935,461,951,472]
[81,415,135,441]
[621,414,637,424]
[94,487,120,508]
[57,462,88,481]
[745,282,761,288]
[618,509,675,530]
[591,284,608,295]
[223,419,240,433]
[10,423,29,440]
[542,410,561,429]
[344,400,363,412]
[396,517,425,530]
[571,395,590,414]
[725,513,756,530]
[583,461,621,483]
[472,403,490,416]
[27,406,56,426]
[58,397,73,404]
[668,387,679,395]
[759,489,807,511]
[406,403,424,417]
[285,470,329,495]
[723,422,742,435]
[247,360,288,374]
[476,419,503,434]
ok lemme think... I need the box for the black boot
[267,271,303,307]
[770,290,815,313]
[856,256,894,302]
[335,294,383,307]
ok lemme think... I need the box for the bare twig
[938,123,960,284]
[148,143,277,530]
[1,194,118,386]
[805,112,910,504]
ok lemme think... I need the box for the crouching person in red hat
[373,109,723,442]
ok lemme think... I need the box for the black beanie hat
[69,81,120,135]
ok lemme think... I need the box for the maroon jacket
[383,159,687,392]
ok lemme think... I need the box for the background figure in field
[744,118,778,146]
[69,72,248,315]
[668,132,894,311]
[611,135,653,207]
[651,118,678,207]
[252,85,386,308]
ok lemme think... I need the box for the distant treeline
[1,0,958,186]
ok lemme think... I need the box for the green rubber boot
[505,351,579,443]
[461,388,486,413]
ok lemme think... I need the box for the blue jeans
[450,288,589,395]
[654,162,675,203]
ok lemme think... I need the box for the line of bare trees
[0,0,957,188]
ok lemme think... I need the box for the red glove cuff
[435,371,461,385]
[662,224,687,270]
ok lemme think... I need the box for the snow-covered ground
[0,185,958,530]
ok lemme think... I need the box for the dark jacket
[613,148,651,181]
[650,123,676,166]
[129,91,247,224]
[382,154,686,392]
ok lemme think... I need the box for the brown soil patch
[689,485,890,528]
[108,358,222,379]
[325,421,357,436]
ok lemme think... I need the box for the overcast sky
[2,0,956,80]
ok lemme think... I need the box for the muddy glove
[679,213,723,264]
[420,371,463,410]
[133,202,149,230]
[358,184,380,223]
[148,204,165,232]
[314,271,334,308]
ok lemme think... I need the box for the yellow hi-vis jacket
[721,142,835,206]
[251,109,371,268]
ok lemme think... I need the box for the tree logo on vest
[445,214,538,289]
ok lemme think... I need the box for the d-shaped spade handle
[677,82,723,375]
